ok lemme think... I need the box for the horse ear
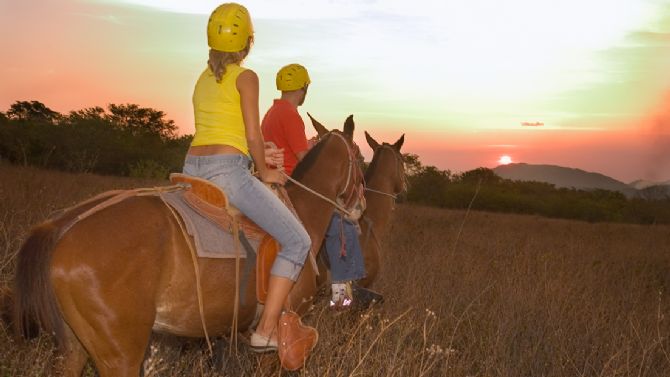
[365,131,380,151]
[307,112,329,137]
[392,134,405,151]
[343,115,354,139]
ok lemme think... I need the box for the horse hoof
[352,286,384,309]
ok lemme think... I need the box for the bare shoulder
[237,69,258,95]
[237,69,259,86]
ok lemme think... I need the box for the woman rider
[182,3,316,354]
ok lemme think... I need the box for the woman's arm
[237,69,286,185]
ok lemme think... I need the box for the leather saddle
[169,173,279,303]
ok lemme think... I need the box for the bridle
[364,144,407,201]
[283,131,365,218]
[332,132,365,214]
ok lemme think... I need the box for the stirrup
[278,311,318,371]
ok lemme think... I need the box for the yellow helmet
[276,64,311,91]
[207,3,254,52]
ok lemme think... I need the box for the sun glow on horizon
[499,155,513,165]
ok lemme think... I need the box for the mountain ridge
[492,163,669,198]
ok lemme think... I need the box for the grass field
[1,163,669,376]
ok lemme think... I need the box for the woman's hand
[260,168,287,185]
[264,142,284,170]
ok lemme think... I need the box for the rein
[364,187,397,199]
[285,131,364,217]
[283,174,354,217]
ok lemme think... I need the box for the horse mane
[290,133,331,181]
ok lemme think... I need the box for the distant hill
[493,163,639,197]
[636,183,670,200]
[629,179,670,190]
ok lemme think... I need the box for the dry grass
[1,163,669,376]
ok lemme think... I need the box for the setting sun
[499,155,513,165]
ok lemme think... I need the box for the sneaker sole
[249,344,278,353]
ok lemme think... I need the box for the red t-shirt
[261,99,309,176]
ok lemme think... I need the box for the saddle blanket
[160,190,259,258]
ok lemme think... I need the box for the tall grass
[1,164,669,376]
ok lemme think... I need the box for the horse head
[297,113,365,216]
[364,131,407,198]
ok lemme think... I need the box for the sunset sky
[2,0,670,182]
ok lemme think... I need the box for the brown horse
[358,132,406,287]
[307,117,407,287]
[13,118,363,376]
[304,115,405,289]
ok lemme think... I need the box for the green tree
[6,101,61,124]
[456,167,500,184]
[402,153,424,176]
[407,166,451,205]
[67,106,106,123]
[106,104,177,139]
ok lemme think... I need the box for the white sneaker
[331,283,346,303]
[249,332,278,353]
[329,282,353,310]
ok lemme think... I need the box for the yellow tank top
[191,64,248,154]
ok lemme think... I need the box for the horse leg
[315,244,331,288]
[54,323,89,377]
[53,266,157,377]
[358,242,380,288]
[57,296,155,377]
[52,258,158,376]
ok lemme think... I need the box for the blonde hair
[207,37,253,82]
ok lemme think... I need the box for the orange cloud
[521,121,544,127]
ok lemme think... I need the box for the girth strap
[238,229,256,306]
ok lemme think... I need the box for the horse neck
[363,185,395,235]
[363,156,398,234]
[288,182,339,244]
[288,139,349,241]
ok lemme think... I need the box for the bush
[0,101,189,177]
[403,161,670,225]
[128,159,169,179]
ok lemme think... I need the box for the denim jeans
[324,212,366,283]
[183,154,311,281]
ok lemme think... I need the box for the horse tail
[13,221,64,345]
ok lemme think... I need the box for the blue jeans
[183,154,311,281]
[324,212,366,283]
